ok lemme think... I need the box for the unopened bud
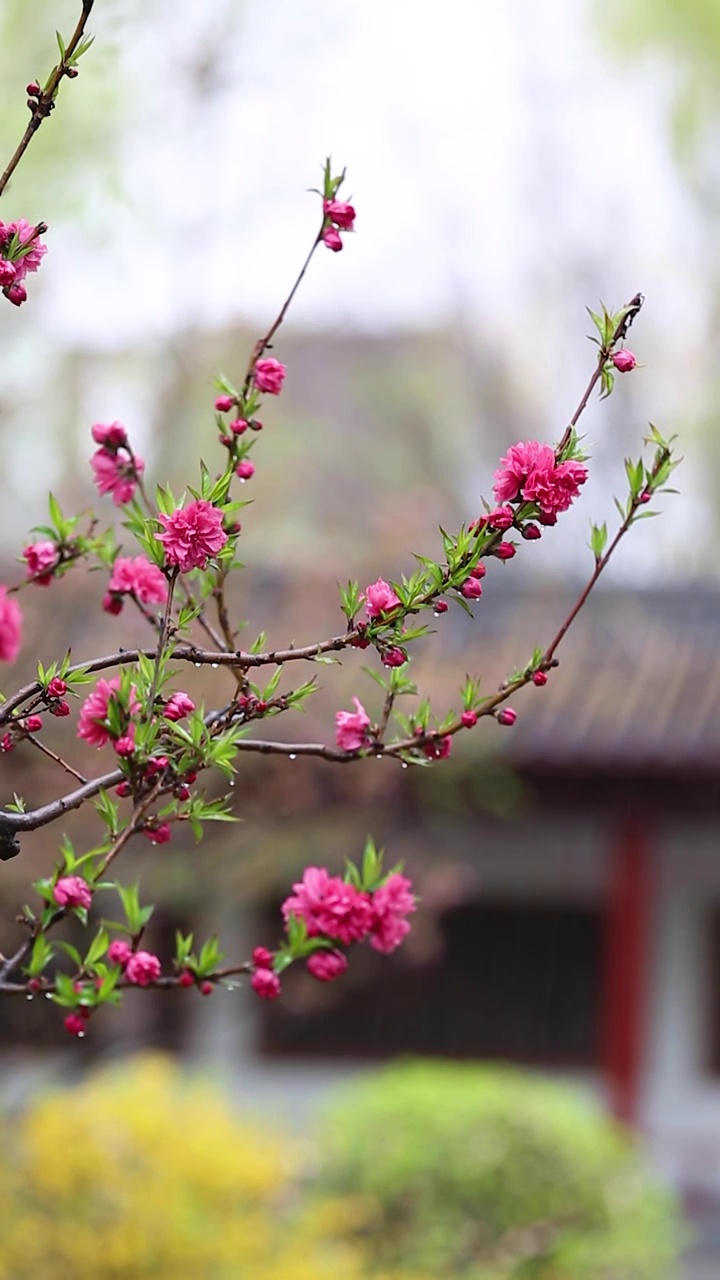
[521,523,542,540]
[532,671,548,687]
[497,707,517,726]
[611,348,636,373]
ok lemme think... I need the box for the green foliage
[313,1060,681,1280]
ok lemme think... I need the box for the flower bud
[65,67,79,78]
[460,578,483,600]
[469,562,486,580]
[494,542,516,560]
[434,600,448,614]
[214,395,235,412]
[322,225,343,252]
[461,710,478,728]
[611,348,636,373]
[252,946,274,970]
[64,1013,86,1037]
[497,707,517,726]
[521,523,542,540]
[200,980,213,996]
[26,82,41,96]
[382,647,407,667]
[230,418,248,435]
[236,459,255,481]
[251,969,282,999]
[532,671,548,687]
[5,284,27,307]
[178,970,194,988]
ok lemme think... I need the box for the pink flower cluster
[156,498,228,572]
[283,866,416,955]
[53,875,93,910]
[322,198,356,252]
[492,440,588,522]
[108,940,162,986]
[103,554,168,615]
[0,587,22,663]
[0,219,47,306]
[90,422,144,507]
[77,676,139,749]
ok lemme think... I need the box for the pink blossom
[64,1013,86,1037]
[493,441,555,504]
[47,676,66,698]
[369,872,417,954]
[523,458,587,518]
[612,348,637,373]
[91,447,144,506]
[282,866,373,945]
[493,439,588,521]
[91,421,128,449]
[307,950,348,982]
[77,676,138,748]
[22,540,58,585]
[498,707,517,726]
[236,459,255,481]
[423,735,452,760]
[54,875,93,910]
[3,219,47,281]
[363,577,401,619]
[164,691,196,721]
[324,199,356,230]
[0,260,16,286]
[322,225,343,252]
[125,950,162,986]
[253,357,286,395]
[107,555,168,607]
[487,505,515,531]
[0,588,22,663]
[113,726,136,757]
[460,578,483,600]
[108,939,132,967]
[251,969,282,999]
[156,498,228,572]
[335,697,371,752]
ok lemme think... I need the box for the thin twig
[0,0,95,198]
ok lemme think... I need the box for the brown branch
[0,0,95,198]
[25,734,87,784]
[557,292,644,455]
[242,222,324,393]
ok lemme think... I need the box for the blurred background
[1,1,720,1276]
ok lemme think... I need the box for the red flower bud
[497,707,517,726]
[26,82,41,96]
[611,348,636,373]
[200,981,213,996]
[214,395,235,412]
[252,946,274,969]
[178,970,194,988]
[461,710,478,728]
[532,671,548,687]
[521,523,542,540]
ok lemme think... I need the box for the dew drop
[44,992,53,1000]
[376,753,383,760]
[78,1030,85,1039]
[194,662,202,669]
[289,753,297,760]
[401,762,408,769]
[211,663,219,669]
[26,994,33,1002]
[228,779,235,787]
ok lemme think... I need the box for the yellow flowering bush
[0,1055,369,1280]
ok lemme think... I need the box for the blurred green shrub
[0,1054,370,1280]
[313,1060,681,1279]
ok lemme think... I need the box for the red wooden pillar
[601,819,654,1127]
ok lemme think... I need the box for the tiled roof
[412,578,720,770]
